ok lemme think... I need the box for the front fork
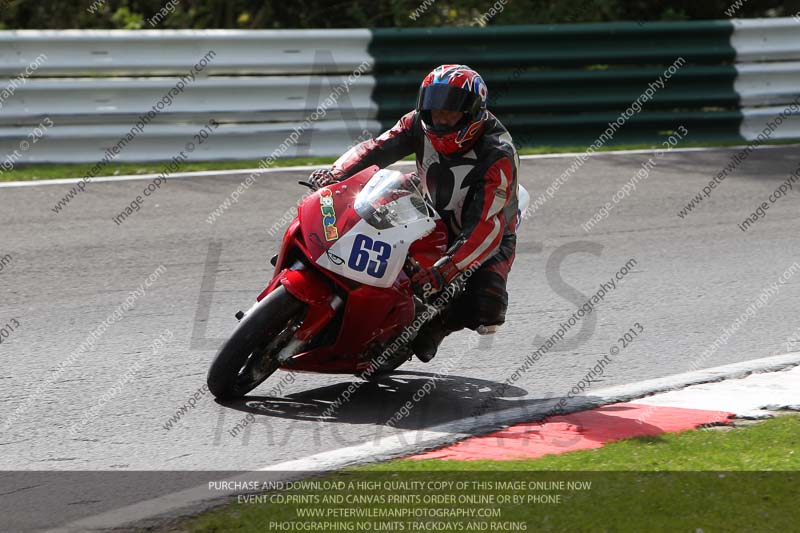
[268,261,343,344]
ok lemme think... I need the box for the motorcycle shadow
[216,371,556,430]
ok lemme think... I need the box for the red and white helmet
[417,64,488,156]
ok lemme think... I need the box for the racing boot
[412,316,451,363]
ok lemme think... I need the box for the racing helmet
[417,64,488,156]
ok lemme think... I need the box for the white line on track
[5,143,800,189]
[49,351,800,533]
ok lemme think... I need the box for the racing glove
[411,257,460,300]
[308,168,340,189]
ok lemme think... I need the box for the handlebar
[403,256,430,302]
[298,180,319,191]
[403,256,422,277]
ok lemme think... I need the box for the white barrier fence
[731,18,800,63]
[732,19,800,140]
[0,30,373,75]
[0,30,379,164]
[0,76,377,125]
[1,21,799,165]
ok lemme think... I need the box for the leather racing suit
[331,110,520,333]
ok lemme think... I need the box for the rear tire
[207,286,305,400]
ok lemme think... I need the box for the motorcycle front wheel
[207,285,306,400]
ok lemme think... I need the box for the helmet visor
[418,85,477,134]
[418,84,477,114]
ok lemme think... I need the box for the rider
[309,64,520,362]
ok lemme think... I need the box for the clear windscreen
[354,170,434,230]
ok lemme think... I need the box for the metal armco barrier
[0,29,374,75]
[0,30,377,163]
[0,76,377,125]
[369,18,800,146]
[0,20,798,164]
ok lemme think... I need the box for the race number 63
[348,234,391,278]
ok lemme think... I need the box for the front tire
[207,286,306,400]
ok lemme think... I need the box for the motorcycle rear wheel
[207,286,306,400]
[363,346,413,380]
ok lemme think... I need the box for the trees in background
[1,0,796,29]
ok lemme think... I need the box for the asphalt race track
[1,145,799,530]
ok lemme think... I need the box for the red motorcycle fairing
[279,267,337,342]
[274,226,452,373]
[259,269,418,373]
[285,281,417,373]
[409,219,450,269]
[299,165,378,266]
[252,166,450,374]
[258,221,337,343]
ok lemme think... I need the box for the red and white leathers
[330,110,520,331]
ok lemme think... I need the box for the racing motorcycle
[206,165,530,399]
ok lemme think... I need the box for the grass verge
[4,139,799,183]
[161,415,799,533]
[364,414,800,472]
[0,156,334,183]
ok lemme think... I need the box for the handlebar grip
[404,256,422,276]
